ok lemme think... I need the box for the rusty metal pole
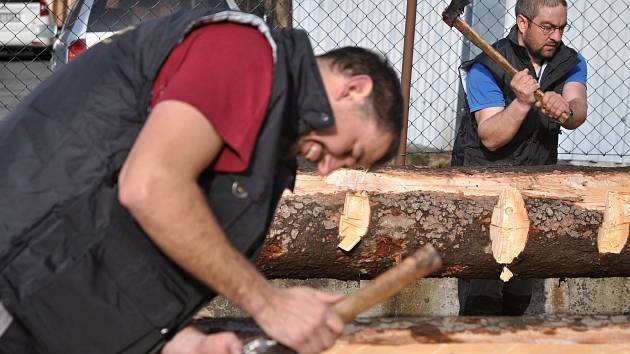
[395,0,417,166]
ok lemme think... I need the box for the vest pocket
[3,195,187,354]
[12,233,184,354]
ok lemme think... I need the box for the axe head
[242,337,295,354]
[443,0,470,27]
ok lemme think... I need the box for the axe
[241,244,442,353]
[442,0,569,124]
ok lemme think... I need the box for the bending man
[0,8,403,354]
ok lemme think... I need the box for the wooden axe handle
[452,17,569,124]
[332,244,442,323]
[240,245,442,353]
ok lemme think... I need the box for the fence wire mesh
[1,0,629,164]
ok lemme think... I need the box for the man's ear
[516,14,529,34]
[340,75,373,101]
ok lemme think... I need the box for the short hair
[515,0,567,19]
[317,47,403,166]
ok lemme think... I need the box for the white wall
[560,0,630,164]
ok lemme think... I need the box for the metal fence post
[395,0,417,166]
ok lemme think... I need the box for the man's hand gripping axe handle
[442,0,569,124]
[242,244,443,353]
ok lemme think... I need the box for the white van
[0,0,55,53]
[51,0,235,68]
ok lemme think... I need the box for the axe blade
[242,337,295,354]
[443,0,470,26]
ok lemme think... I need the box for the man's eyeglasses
[522,15,571,35]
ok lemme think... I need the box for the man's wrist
[511,98,534,119]
[514,97,534,108]
[244,281,277,319]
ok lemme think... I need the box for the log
[195,315,630,353]
[255,166,630,279]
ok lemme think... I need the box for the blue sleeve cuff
[470,102,505,113]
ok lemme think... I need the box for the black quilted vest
[451,26,579,166]
[0,9,334,353]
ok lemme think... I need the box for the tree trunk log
[255,166,630,279]
[195,315,630,352]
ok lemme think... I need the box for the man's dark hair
[317,47,403,166]
[515,0,567,19]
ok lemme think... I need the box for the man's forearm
[476,99,531,151]
[123,178,273,318]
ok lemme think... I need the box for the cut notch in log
[338,191,371,251]
[490,187,529,265]
[598,191,630,254]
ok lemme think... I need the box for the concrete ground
[199,277,630,318]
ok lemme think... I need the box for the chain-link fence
[2,0,629,164]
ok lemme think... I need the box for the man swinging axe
[444,0,588,316]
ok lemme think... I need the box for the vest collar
[507,25,532,62]
[279,30,335,135]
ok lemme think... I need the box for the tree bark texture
[195,315,630,346]
[255,166,630,279]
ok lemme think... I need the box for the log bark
[255,166,630,279]
[195,315,630,352]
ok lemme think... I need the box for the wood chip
[500,267,514,282]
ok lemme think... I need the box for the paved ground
[0,55,52,118]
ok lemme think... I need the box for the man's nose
[550,29,562,41]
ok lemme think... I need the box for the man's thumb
[314,291,345,304]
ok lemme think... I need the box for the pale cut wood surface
[323,343,630,354]
[196,315,630,353]
[289,166,630,210]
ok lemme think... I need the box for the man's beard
[529,42,558,61]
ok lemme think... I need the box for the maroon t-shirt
[151,23,273,173]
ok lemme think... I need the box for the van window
[85,0,218,32]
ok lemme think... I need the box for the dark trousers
[0,319,38,354]
[458,278,533,316]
